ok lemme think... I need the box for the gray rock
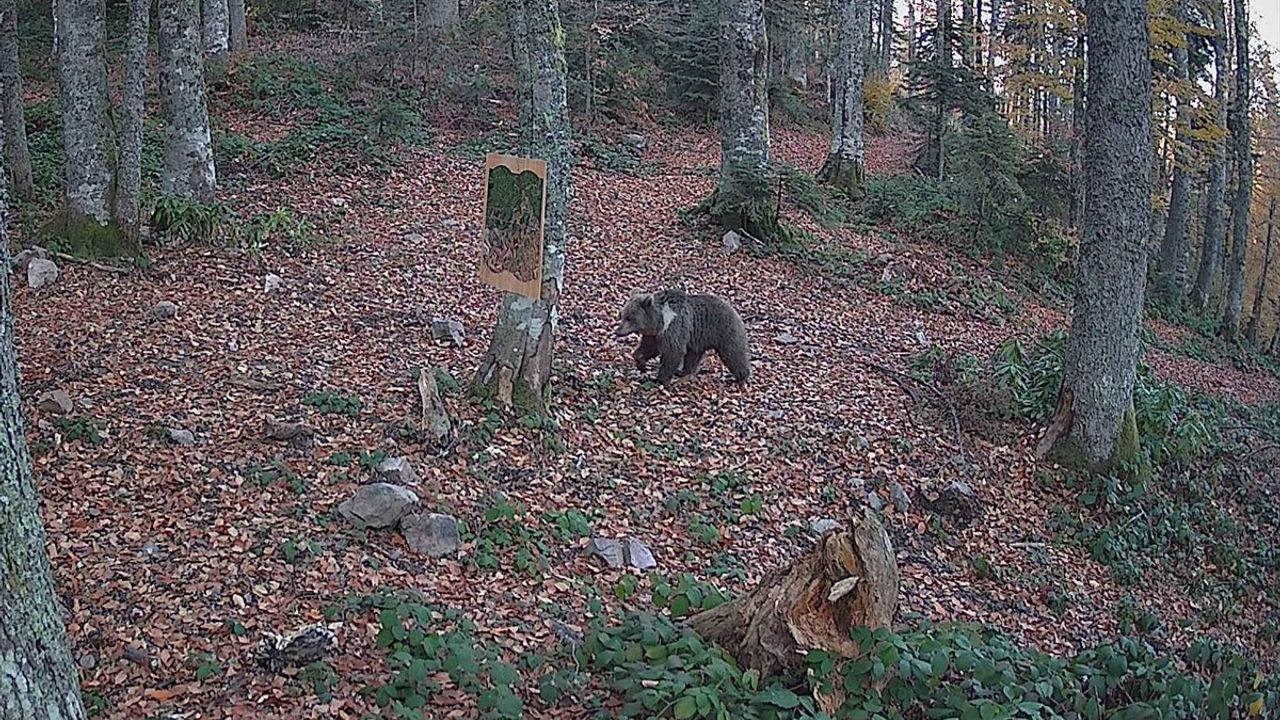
[889,483,912,513]
[866,492,885,512]
[377,456,420,485]
[264,418,311,442]
[430,318,466,347]
[949,480,976,498]
[338,483,420,529]
[11,246,52,272]
[27,258,59,290]
[264,273,284,293]
[37,389,74,415]
[774,331,799,346]
[152,301,178,319]
[417,366,452,448]
[624,536,657,570]
[623,132,647,149]
[722,230,742,255]
[400,512,460,557]
[167,427,196,446]
[809,517,842,535]
[588,538,625,568]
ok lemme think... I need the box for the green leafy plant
[152,195,226,245]
[53,415,107,446]
[302,390,362,417]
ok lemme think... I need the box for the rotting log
[686,508,899,677]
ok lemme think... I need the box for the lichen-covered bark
[159,0,216,202]
[816,0,867,196]
[0,136,89,720]
[714,0,776,239]
[1189,0,1229,313]
[1220,0,1252,339]
[1043,0,1152,470]
[228,0,247,54]
[54,0,115,226]
[202,0,229,77]
[0,0,32,199]
[472,0,571,417]
[115,0,149,242]
[1153,0,1193,307]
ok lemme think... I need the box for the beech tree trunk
[1037,0,1151,471]
[878,0,892,74]
[0,135,89,720]
[471,0,571,416]
[228,0,247,54]
[1153,0,1193,306]
[115,0,149,242]
[159,0,216,203]
[713,0,776,240]
[688,509,899,677]
[1246,196,1276,345]
[1068,1,1085,230]
[0,0,32,200]
[1190,0,1230,313]
[1221,0,1252,339]
[817,0,867,196]
[202,0,229,78]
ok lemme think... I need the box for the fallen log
[686,508,899,677]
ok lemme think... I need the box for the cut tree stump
[686,508,899,677]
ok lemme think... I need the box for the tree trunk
[471,0,571,417]
[687,509,899,677]
[960,0,972,65]
[0,133,89,720]
[1220,0,1252,339]
[202,0,229,78]
[878,0,892,75]
[0,0,32,200]
[1153,0,1193,307]
[228,0,247,54]
[1190,0,1230,313]
[424,0,458,34]
[712,0,776,240]
[1037,0,1151,472]
[159,0,216,203]
[817,0,867,197]
[906,0,916,65]
[115,0,149,243]
[1246,196,1276,345]
[1068,0,1085,229]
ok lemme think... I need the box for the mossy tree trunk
[1220,0,1252,340]
[1245,196,1276,345]
[114,0,149,243]
[1188,1,1229,314]
[712,0,778,241]
[687,509,899,677]
[0,138,89,720]
[202,0,230,79]
[471,0,571,417]
[228,0,248,54]
[159,0,216,203]
[1152,0,1193,307]
[0,0,32,200]
[816,0,868,197]
[1036,0,1151,473]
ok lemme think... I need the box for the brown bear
[614,289,751,384]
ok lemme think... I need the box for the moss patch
[39,210,141,259]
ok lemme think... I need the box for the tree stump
[687,508,899,677]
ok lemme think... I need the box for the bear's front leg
[634,335,660,372]
[656,347,684,384]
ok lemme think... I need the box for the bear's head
[614,291,659,338]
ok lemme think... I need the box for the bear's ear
[632,291,652,306]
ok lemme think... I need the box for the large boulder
[27,258,59,290]
[338,483,420,529]
[400,512,461,558]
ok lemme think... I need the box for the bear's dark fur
[614,289,751,384]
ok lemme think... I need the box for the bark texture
[1190,0,1230,313]
[0,135,89,720]
[1220,0,1252,339]
[877,0,892,75]
[202,0,230,77]
[115,0,150,242]
[817,0,868,196]
[687,509,899,677]
[1039,0,1152,470]
[0,0,32,199]
[1153,0,1193,306]
[715,0,775,239]
[1246,196,1276,345]
[54,0,115,227]
[471,0,572,416]
[159,0,217,202]
[228,0,247,54]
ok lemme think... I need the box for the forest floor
[10,34,1280,720]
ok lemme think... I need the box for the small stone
[377,456,420,485]
[774,331,799,346]
[588,538,625,568]
[879,265,895,285]
[866,492,885,512]
[264,418,311,441]
[441,218,462,229]
[11,246,52,272]
[623,132,647,149]
[949,480,976,498]
[152,300,178,319]
[809,517,842,535]
[417,366,453,448]
[27,258,59,290]
[338,483,420,529]
[264,273,284,293]
[889,483,912,513]
[400,512,461,557]
[430,318,466,347]
[167,427,196,446]
[37,389,74,415]
[78,653,97,671]
[122,645,151,666]
[722,230,742,255]
[624,536,656,570]
[403,232,427,244]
